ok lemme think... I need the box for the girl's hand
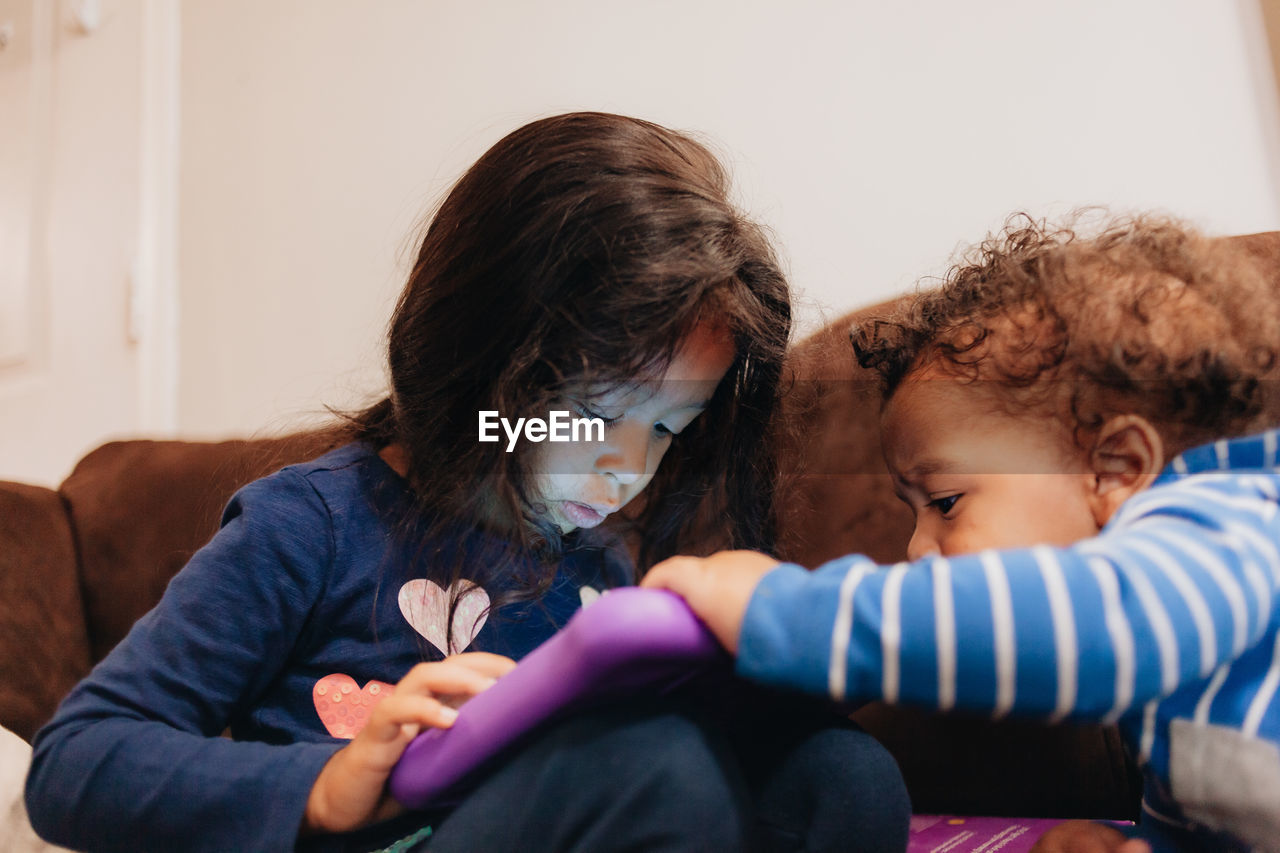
[1029,820,1152,853]
[640,550,780,654]
[302,652,516,835]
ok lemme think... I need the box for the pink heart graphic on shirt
[312,673,394,739]
[398,579,490,655]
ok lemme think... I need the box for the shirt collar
[1152,428,1280,487]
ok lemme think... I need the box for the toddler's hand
[641,550,780,653]
[302,652,515,836]
[1029,820,1152,853]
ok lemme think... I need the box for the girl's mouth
[560,500,606,529]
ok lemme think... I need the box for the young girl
[643,215,1280,852]
[26,112,909,853]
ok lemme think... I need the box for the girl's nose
[596,423,647,486]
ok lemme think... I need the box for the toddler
[646,214,1280,852]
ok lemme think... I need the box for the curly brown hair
[853,212,1280,457]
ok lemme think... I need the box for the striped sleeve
[737,475,1280,720]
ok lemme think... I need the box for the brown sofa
[4,230,1277,820]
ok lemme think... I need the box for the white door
[0,0,176,487]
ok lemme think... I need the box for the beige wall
[5,1,1280,484]
[176,0,1280,440]
[0,0,148,485]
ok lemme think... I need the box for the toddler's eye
[929,494,960,516]
[653,423,674,438]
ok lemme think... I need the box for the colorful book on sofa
[908,815,1064,853]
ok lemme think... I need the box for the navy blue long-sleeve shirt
[26,443,625,852]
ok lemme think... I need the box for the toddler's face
[528,323,735,535]
[881,374,1102,560]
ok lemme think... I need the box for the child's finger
[361,693,461,747]
[396,693,462,729]
[446,651,517,679]
[1115,843,1152,853]
[640,557,703,593]
[1028,821,1136,853]
[305,693,459,831]
[395,659,501,699]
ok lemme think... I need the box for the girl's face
[529,323,736,535]
[880,373,1102,560]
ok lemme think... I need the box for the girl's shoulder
[275,441,402,492]
[281,440,381,478]
[226,442,408,527]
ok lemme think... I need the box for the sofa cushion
[775,297,912,566]
[0,482,92,742]
[60,431,342,663]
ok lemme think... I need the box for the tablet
[388,587,726,808]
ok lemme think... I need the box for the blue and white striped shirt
[740,430,1280,846]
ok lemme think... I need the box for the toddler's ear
[1087,415,1164,526]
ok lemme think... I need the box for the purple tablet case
[388,587,727,809]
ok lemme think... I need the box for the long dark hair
[352,112,791,614]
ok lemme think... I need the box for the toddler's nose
[906,529,940,562]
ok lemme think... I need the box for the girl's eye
[653,423,674,438]
[929,494,961,516]
[574,403,620,427]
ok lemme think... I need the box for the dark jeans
[418,683,910,852]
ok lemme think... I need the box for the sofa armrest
[0,481,92,742]
[59,431,344,664]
